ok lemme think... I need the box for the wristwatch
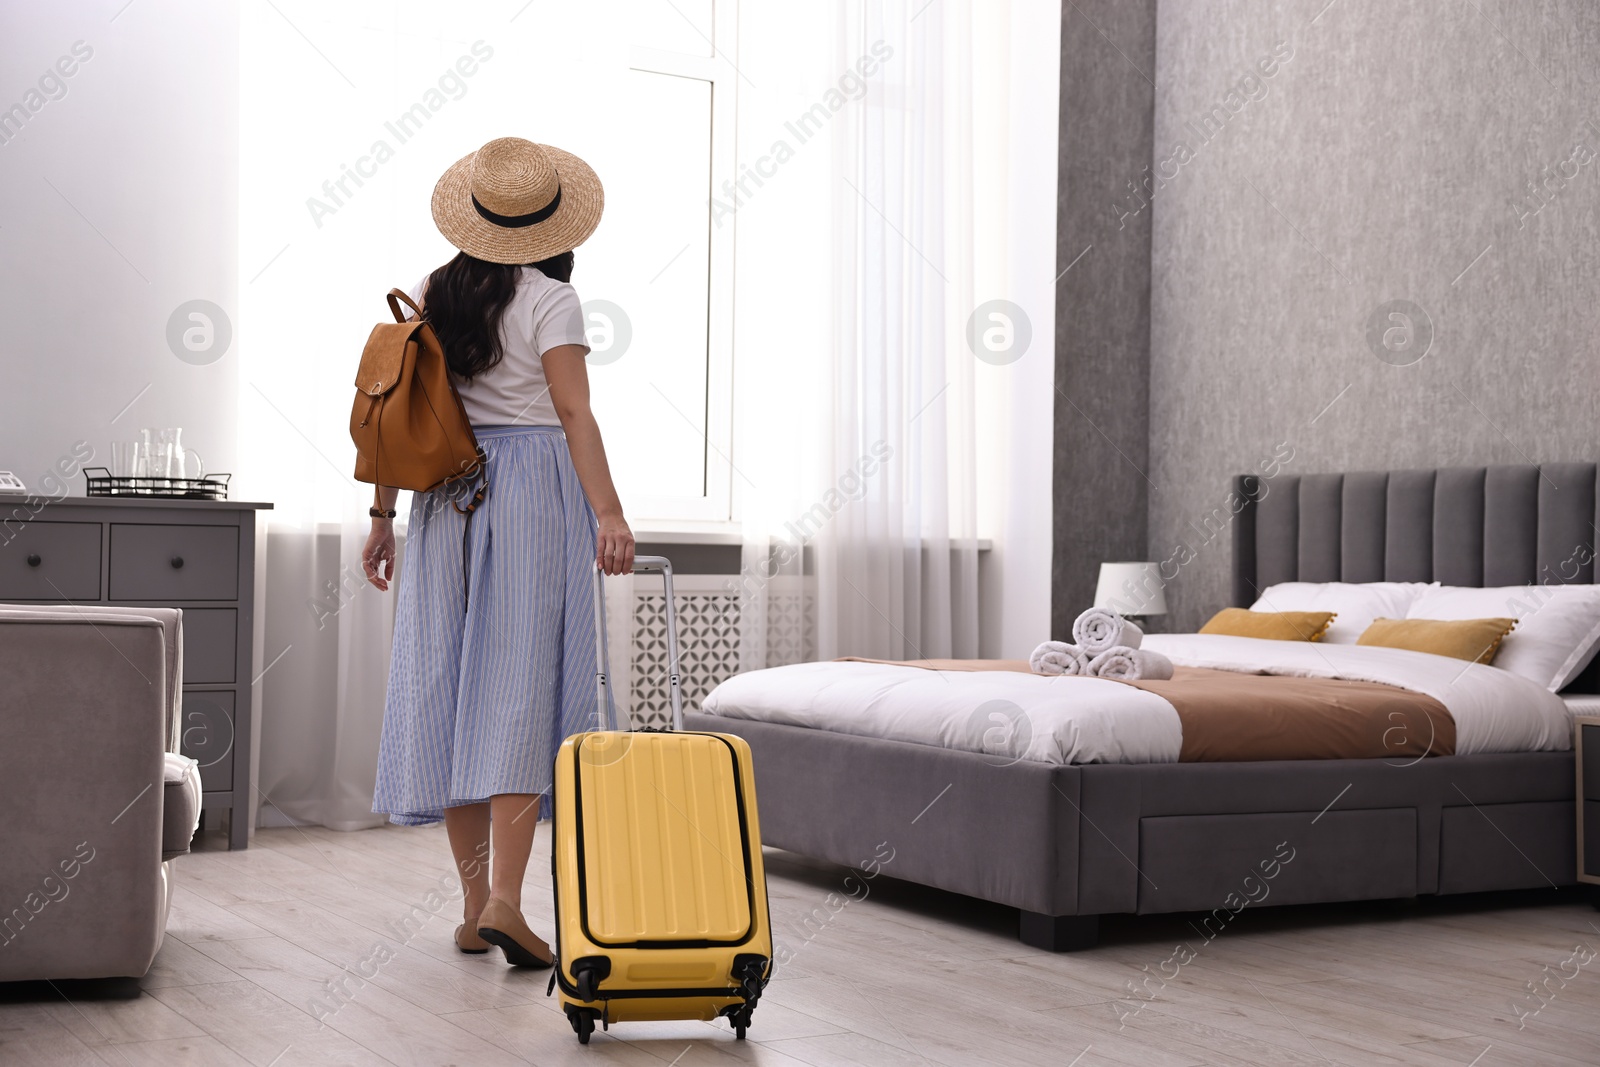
[369,507,397,519]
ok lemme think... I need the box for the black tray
[84,467,232,500]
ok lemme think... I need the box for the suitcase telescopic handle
[592,556,684,731]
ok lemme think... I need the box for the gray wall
[0,1,238,499]
[1052,0,1159,638]
[1056,0,1600,632]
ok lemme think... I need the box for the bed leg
[1019,911,1098,951]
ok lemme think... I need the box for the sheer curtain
[250,513,396,832]
[238,2,630,830]
[736,0,982,666]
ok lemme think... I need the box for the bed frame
[685,463,1598,950]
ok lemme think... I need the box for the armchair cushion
[162,753,202,860]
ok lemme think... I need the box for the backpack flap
[355,322,419,397]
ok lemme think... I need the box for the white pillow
[1251,581,1436,644]
[1406,584,1600,691]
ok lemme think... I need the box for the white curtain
[236,2,629,829]
[251,517,396,832]
[736,0,982,666]
[237,1,731,828]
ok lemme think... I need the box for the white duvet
[697,633,1572,765]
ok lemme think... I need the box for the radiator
[611,574,811,728]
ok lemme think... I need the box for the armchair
[0,604,201,982]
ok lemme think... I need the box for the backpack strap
[387,288,423,323]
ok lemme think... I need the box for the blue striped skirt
[373,425,599,826]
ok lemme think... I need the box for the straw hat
[431,137,604,264]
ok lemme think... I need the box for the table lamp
[1094,561,1168,623]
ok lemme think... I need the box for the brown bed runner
[1126,666,1455,761]
[833,656,1456,761]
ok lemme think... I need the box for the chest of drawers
[0,495,272,849]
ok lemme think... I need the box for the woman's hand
[596,512,635,576]
[363,520,397,591]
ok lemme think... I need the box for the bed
[685,463,1600,950]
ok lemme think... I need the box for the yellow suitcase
[549,558,773,1044]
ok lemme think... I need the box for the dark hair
[423,249,576,379]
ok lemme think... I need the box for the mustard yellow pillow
[1356,617,1515,664]
[1200,607,1336,642]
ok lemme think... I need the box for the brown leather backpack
[350,289,486,515]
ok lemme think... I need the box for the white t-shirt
[408,266,589,427]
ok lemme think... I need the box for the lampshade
[1094,561,1168,617]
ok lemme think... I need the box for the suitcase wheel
[730,1005,753,1041]
[569,956,612,1004]
[566,1005,599,1044]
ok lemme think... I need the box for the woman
[361,136,634,968]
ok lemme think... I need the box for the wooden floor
[4,823,1599,1066]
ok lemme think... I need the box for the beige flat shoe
[476,897,554,968]
[455,922,490,954]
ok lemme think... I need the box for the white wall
[977,0,1060,657]
[0,1,237,495]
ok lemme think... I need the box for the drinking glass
[111,441,137,478]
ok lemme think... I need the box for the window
[581,1,737,524]
[238,1,737,525]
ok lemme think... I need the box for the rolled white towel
[1087,645,1174,682]
[1029,641,1089,676]
[1072,607,1144,655]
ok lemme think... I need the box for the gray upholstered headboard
[1232,464,1600,604]
[1232,463,1600,690]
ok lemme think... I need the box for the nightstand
[1578,716,1600,894]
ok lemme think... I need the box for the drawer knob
[170,556,185,569]
[26,554,41,568]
